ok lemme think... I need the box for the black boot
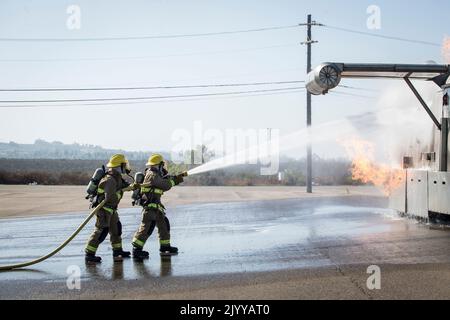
[113,249,131,262]
[85,252,102,263]
[132,247,149,260]
[160,245,178,256]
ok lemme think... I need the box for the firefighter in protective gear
[132,154,184,259]
[85,154,133,263]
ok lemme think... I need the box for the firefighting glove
[131,182,141,191]
[121,178,131,188]
[173,174,184,185]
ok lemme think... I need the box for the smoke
[347,81,438,168]
[189,74,440,178]
[332,78,441,194]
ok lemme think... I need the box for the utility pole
[301,14,320,193]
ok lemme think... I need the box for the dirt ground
[0,185,383,218]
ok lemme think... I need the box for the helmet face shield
[123,159,131,174]
[160,161,168,176]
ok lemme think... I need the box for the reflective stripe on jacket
[146,202,165,213]
[140,169,175,208]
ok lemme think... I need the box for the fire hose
[0,170,188,272]
[0,172,187,271]
[0,199,107,271]
[0,183,139,271]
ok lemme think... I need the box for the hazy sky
[0,0,448,157]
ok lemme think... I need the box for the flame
[340,138,404,195]
[443,35,450,64]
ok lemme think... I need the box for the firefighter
[85,154,134,263]
[132,154,184,260]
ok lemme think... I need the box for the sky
[0,0,448,158]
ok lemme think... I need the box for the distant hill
[0,139,169,160]
[0,157,355,186]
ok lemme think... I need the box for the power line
[0,84,379,108]
[0,21,439,48]
[0,43,299,63]
[0,81,372,94]
[0,25,300,42]
[0,86,305,105]
[156,66,304,82]
[0,80,305,92]
[330,90,376,99]
[0,87,305,108]
[322,24,441,47]
[339,84,379,92]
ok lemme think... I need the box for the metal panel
[389,170,406,213]
[428,171,450,215]
[406,170,429,219]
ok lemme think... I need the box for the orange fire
[340,138,404,195]
[443,35,450,64]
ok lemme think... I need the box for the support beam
[440,118,448,171]
[404,77,441,131]
[442,92,449,172]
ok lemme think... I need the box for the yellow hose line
[0,200,106,271]
[0,182,159,271]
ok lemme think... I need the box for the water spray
[186,118,357,176]
[185,103,430,181]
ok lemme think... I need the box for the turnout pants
[132,207,171,248]
[85,208,123,254]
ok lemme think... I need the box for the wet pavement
[1,195,450,299]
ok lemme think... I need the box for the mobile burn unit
[306,62,450,221]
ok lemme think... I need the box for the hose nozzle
[181,171,188,177]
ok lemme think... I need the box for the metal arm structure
[306,63,450,171]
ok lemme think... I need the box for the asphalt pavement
[1,195,450,299]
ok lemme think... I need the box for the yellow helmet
[106,154,130,172]
[146,153,164,166]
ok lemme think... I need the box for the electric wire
[0,43,299,63]
[339,85,380,92]
[0,86,306,107]
[322,24,441,47]
[330,90,376,99]
[0,80,305,92]
[0,25,300,42]
[0,88,306,109]
[0,83,378,108]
